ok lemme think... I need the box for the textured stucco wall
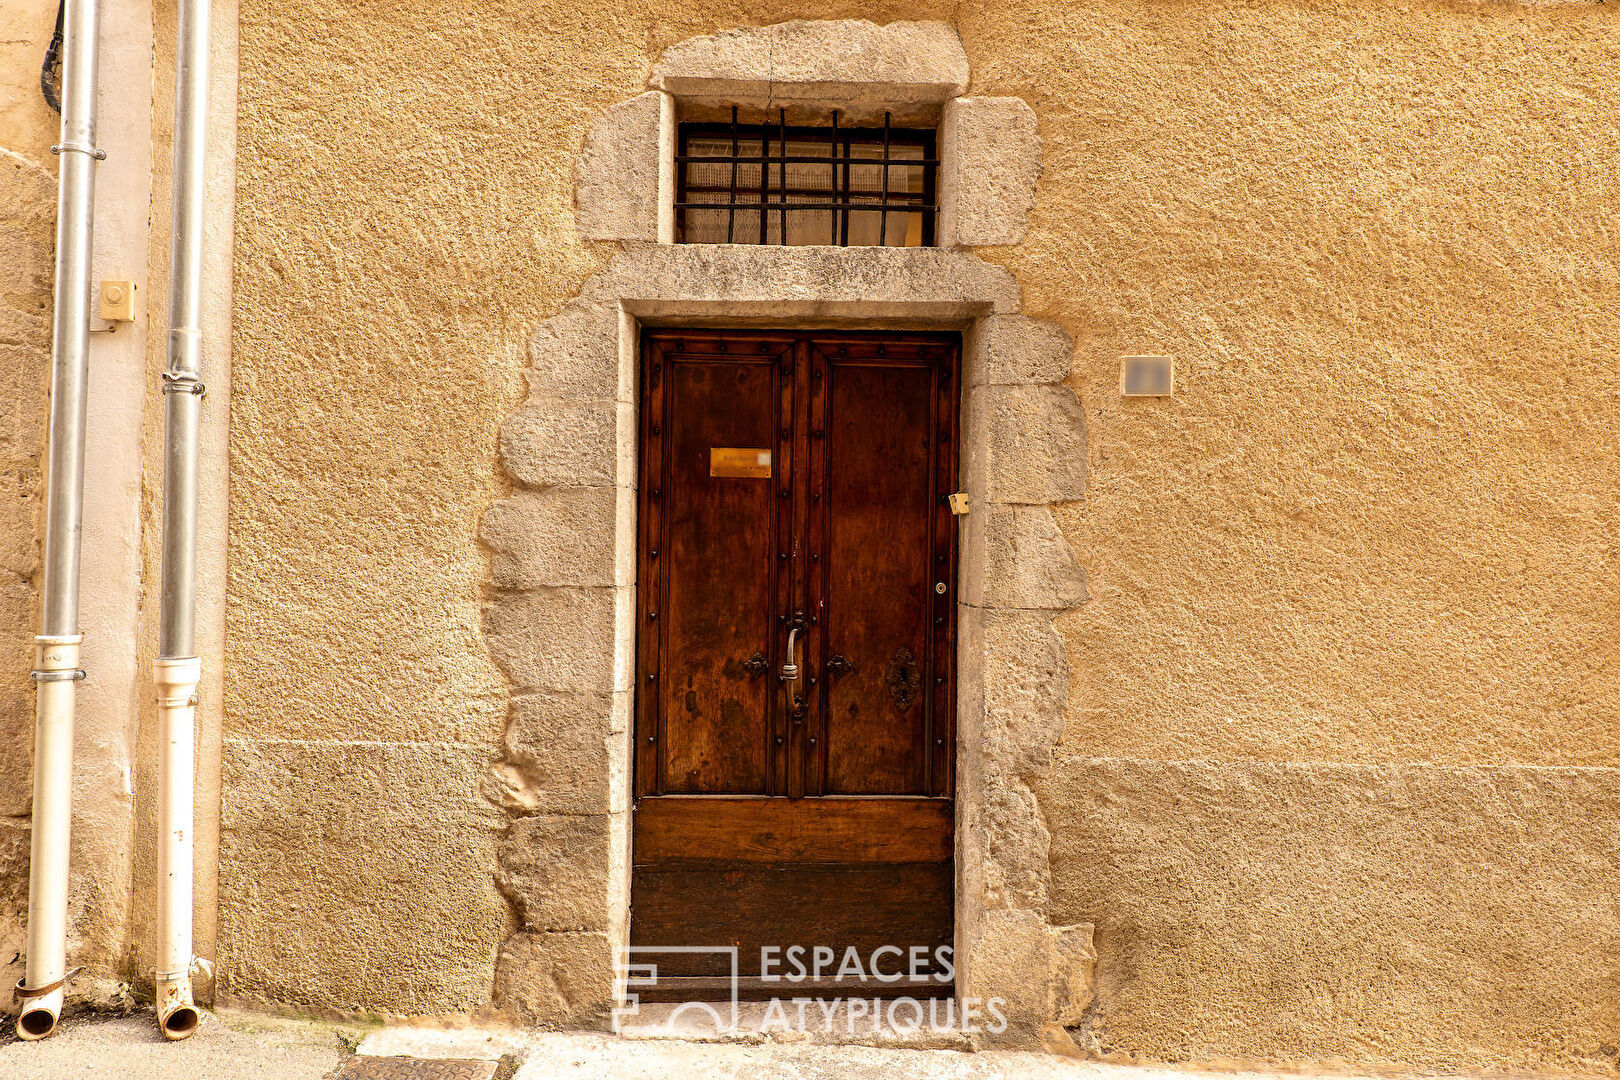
[987,3,1620,1071]
[224,0,1620,1069]
[0,147,53,1011]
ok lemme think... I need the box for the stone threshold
[614,1000,976,1049]
[352,1027,1469,1080]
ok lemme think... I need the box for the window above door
[676,110,938,247]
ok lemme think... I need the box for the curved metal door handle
[780,627,801,683]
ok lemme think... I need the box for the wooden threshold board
[633,796,953,865]
[631,796,955,984]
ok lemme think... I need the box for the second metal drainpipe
[154,0,211,1042]
[16,0,102,1042]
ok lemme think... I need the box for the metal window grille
[676,108,938,247]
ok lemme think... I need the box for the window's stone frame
[575,20,1040,250]
[483,23,1091,1045]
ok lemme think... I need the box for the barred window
[676,109,937,247]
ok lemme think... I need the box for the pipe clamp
[162,370,206,396]
[30,669,85,683]
[50,141,106,160]
[13,967,82,1003]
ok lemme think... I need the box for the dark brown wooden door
[633,328,959,999]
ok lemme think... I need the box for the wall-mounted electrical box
[99,280,138,323]
[1121,355,1173,397]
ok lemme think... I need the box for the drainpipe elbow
[155,971,200,1040]
[13,983,64,1040]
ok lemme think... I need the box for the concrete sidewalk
[361,1025,1088,1079]
[0,1010,352,1080]
[1,1010,1434,1080]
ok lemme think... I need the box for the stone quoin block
[961,503,1089,611]
[481,487,629,589]
[493,930,617,1029]
[493,690,630,815]
[497,812,628,934]
[575,92,674,244]
[484,586,632,695]
[964,383,1088,505]
[939,97,1042,248]
[969,314,1075,387]
[959,607,1070,777]
[964,909,1095,1042]
[498,399,634,490]
[526,300,630,402]
[972,777,1056,914]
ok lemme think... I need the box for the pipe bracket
[155,957,212,981]
[50,141,106,160]
[13,966,82,1003]
[30,669,86,683]
[161,370,206,396]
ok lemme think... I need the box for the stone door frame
[481,19,1094,1043]
[482,243,1094,1041]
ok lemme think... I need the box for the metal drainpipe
[15,0,103,1043]
[154,0,211,1042]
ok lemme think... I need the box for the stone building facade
[2,1,1618,1072]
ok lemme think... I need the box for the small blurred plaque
[1121,355,1174,397]
[710,447,772,478]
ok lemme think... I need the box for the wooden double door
[632,328,960,998]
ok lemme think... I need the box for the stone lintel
[651,20,968,126]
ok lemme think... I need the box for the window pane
[677,121,935,247]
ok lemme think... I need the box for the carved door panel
[632,328,959,998]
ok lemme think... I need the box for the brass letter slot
[710,447,772,479]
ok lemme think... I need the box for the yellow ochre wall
[222,0,1620,1071]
